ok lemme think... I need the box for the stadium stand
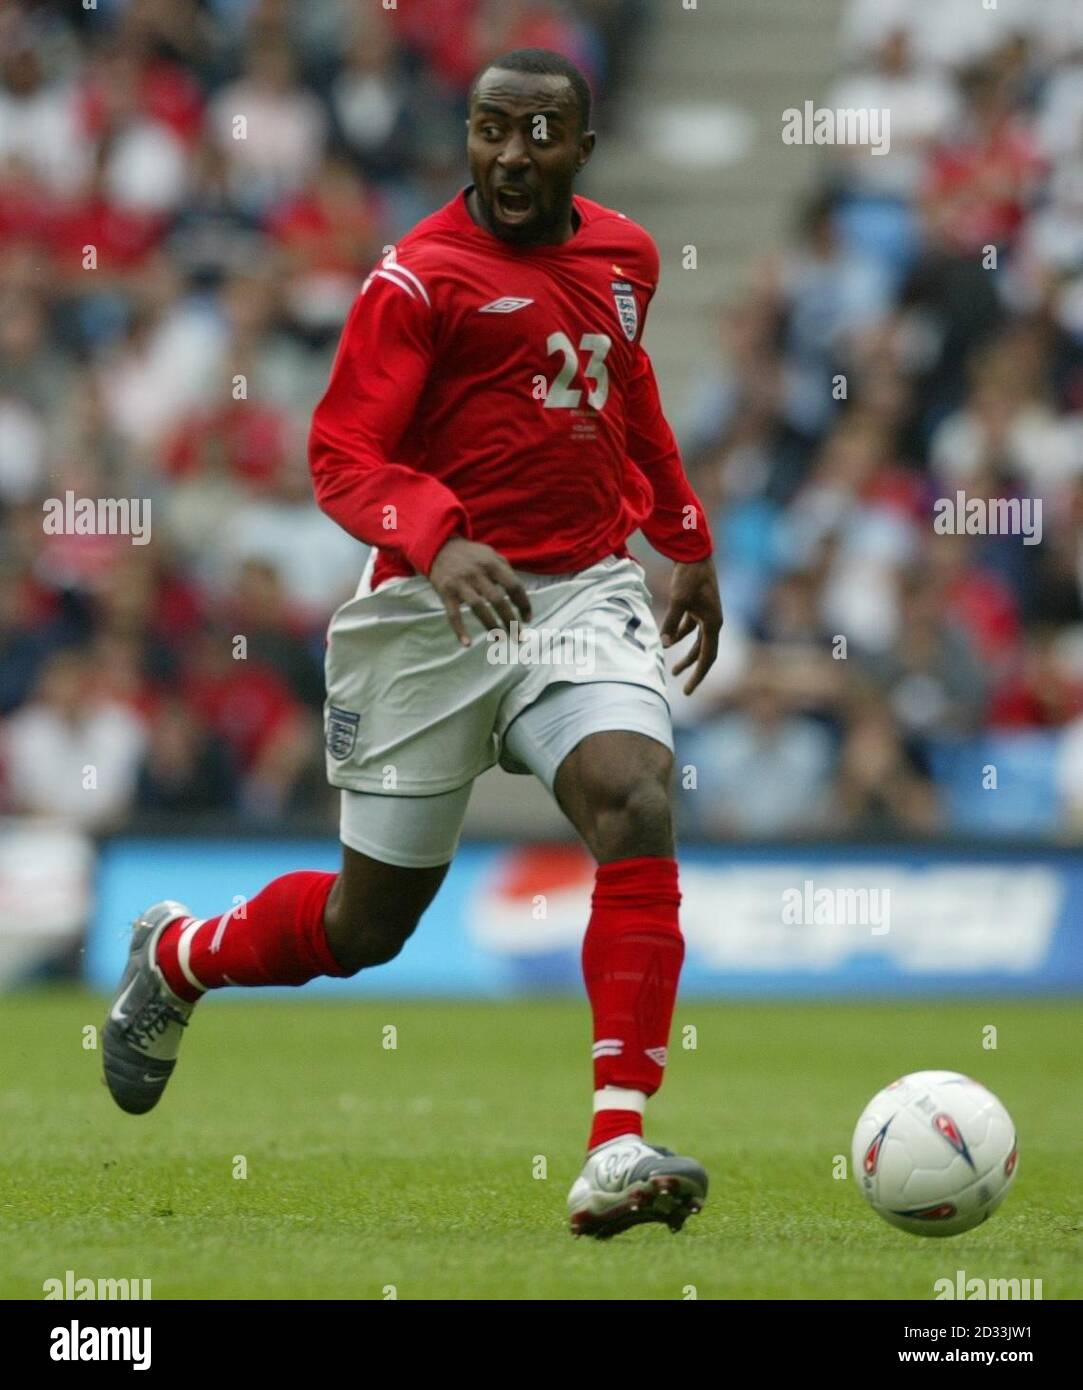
[1,0,1082,841]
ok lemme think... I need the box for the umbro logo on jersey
[478,297,534,314]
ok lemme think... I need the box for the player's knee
[324,901,420,974]
[581,768,674,861]
[335,922,417,974]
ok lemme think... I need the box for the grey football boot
[567,1134,708,1238]
[102,901,196,1114]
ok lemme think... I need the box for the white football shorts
[326,554,674,868]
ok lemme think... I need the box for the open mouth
[493,184,535,224]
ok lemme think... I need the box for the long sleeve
[624,343,714,563]
[308,270,470,575]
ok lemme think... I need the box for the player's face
[466,70,594,246]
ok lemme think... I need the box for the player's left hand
[660,559,723,696]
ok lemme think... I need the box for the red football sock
[589,1105,646,1150]
[155,871,345,1001]
[583,856,685,1151]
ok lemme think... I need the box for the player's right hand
[428,537,533,647]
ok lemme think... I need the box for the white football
[852,1070,1018,1236]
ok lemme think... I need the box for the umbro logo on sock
[645,1046,668,1067]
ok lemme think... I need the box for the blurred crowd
[3,0,1083,841]
[0,0,644,829]
[663,0,1083,840]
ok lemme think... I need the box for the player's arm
[309,269,468,572]
[625,342,723,694]
[309,267,530,641]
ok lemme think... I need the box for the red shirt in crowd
[184,661,300,771]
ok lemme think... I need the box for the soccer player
[103,48,723,1239]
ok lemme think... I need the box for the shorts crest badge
[611,280,638,342]
[326,706,361,760]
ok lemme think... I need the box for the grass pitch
[1,990,1079,1300]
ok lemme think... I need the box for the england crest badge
[326,705,360,761]
[611,280,639,341]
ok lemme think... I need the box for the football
[852,1070,1019,1237]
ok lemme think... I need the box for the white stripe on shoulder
[386,259,431,306]
[372,267,421,301]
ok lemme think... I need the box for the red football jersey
[309,186,713,590]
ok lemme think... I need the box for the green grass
[1,990,1080,1299]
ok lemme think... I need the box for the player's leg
[322,847,448,974]
[521,710,688,1146]
[501,681,705,1237]
[103,562,506,1114]
[551,727,688,1137]
[102,783,470,1114]
[551,725,675,863]
[321,782,472,972]
[157,811,459,993]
